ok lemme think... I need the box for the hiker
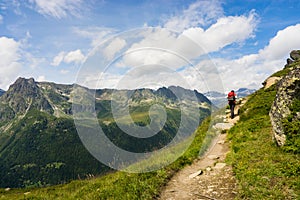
[227,90,237,119]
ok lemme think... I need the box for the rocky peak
[0,77,53,114]
[3,77,39,100]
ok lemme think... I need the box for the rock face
[269,51,300,146]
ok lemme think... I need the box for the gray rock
[189,170,203,179]
[287,58,294,65]
[290,50,300,61]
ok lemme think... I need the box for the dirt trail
[159,100,246,200]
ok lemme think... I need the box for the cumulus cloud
[183,10,258,53]
[259,24,300,60]
[28,0,84,18]
[164,0,224,31]
[119,10,257,69]
[0,37,22,89]
[51,49,85,66]
[64,49,85,64]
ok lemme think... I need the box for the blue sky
[0,0,300,92]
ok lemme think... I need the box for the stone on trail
[189,170,203,179]
[217,140,225,144]
[214,163,226,169]
[213,123,234,130]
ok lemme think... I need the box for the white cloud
[119,11,257,69]
[183,10,258,53]
[78,9,258,92]
[0,15,3,24]
[64,49,85,64]
[51,49,85,66]
[103,38,126,60]
[259,24,300,60]
[0,37,22,89]
[119,28,201,69]
[164,0,224,31]
[29,0,84,18]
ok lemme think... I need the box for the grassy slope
[0,115,215,199]
[227,83,300,199]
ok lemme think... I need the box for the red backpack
[227,91,235,101]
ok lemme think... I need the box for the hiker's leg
[231,104,235,119]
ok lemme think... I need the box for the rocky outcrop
[269,50,300,146]
[284,50,300,68]
[290,50,300,61]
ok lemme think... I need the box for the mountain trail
[158,100,246,200]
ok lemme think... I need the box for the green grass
[227,84,300,199]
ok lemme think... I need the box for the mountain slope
[0,78,212,188]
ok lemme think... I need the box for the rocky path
[159,100,246,200]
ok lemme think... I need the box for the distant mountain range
[236,88,257,97]
[204,88,256,107]
[0,77,212,188]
